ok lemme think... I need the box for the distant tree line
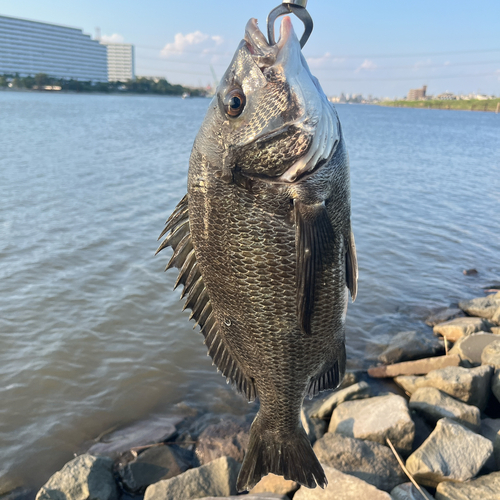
[0,73,206,97]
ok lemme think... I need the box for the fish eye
[224,89,246,117]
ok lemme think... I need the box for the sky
[2,0,500,98]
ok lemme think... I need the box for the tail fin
[236,413,327,492]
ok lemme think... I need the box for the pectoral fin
[346,229,358,301]
[294,200,336,335]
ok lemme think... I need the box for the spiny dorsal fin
[294,199,336,335]
[157,195,256,402]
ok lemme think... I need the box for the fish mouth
[244,17,297,71]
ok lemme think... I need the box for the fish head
[196,17,340,183]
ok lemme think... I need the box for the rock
[390,483,434,500]
[463,268,478,275]
[491,327,500,335]
[410,412,434,453]
[459,295,500,320]
[329,394,415,454]
[435,470,500,500]
[482,340,500,368]
[250,474,298,496]
[378,331,444,365]
[493,369,500,404]
[368,355,460,378]
[405,418,493,487]
[293,465,391,499]
[88,416,178,457]
[395,365,493,410]
[309,382,372,419]
[312,433,406,492]
[301,408,326,443]
[425,308,465,327]
[409,387,480,432]
[35,455,118,500]
[480,418,500,471]
[119,444,191,493]
[496,433,500,469]
[433,317,492,342]
[195,419,249,465]
[143,456,240,500]
[0,489,36,500]
[199,496,288,500]
[449,333,500,366]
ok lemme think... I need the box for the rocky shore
[4,291,500,500]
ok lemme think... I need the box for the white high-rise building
[0,15,107,82]
[104,43,135,82]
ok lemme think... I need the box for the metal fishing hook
[267,0,313,49]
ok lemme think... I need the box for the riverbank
[380,98,500,113]
[6,290,500,500]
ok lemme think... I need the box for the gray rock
[329,395,415,454]
[119,444,191,493]
[480,418,500,471]
[378,331,444,365]
[313,433,406,492]
[35,455,118,500]
[405,418,493,487]
[143,456,240,500]
[309,382,372,419]
[88,416,178,457]
[435,470,500,500]
[449,333,500,366]
[425,308,465,327]
[199,496,288,500]
[0,489,35,500]
[409,387,480,432]
[493,368,500,404]
[194,419,249,466]
[458,295,500,320]
[293,465,391,499]
[433,317,492,342]
[395,365,493,410]
[301,408,325,443]
[482,340,500,368]
[496,433,500,470]
[390,483,434,500]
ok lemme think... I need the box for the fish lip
[244,17,295,69]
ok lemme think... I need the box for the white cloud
[100,33,124,44]
[160,31,224,57]
[356,59,377,72]
[306,52,345,70]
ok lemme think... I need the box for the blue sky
[2,0,500,97]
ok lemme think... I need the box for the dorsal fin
[157,195,256,402]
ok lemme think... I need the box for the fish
[157,15,358,492]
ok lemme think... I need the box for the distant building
[0,14,107,82]
[407,85,427,101]
[103,43,135,82]
[436,92,456,100]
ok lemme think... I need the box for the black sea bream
[157,16,358,491]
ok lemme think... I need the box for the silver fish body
[158,16,357,491]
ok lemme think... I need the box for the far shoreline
[379,98,500,113]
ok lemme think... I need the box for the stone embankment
[7,292,500,500]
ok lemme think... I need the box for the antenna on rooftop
[95,27,101,41]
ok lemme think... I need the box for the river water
[0,91,499,492]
